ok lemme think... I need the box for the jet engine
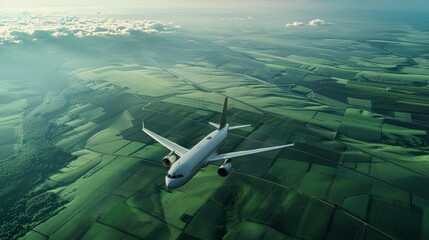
[218,159,232,177]
[162,151,177,167]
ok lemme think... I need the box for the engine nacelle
[218,161,232,177]
[162,151,177,167]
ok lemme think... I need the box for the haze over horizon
[1,0,429,11]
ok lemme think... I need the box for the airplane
[142,97,294,189]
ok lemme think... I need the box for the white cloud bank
[286,19,330,27]
[308,19,326,27]
[0,14,181,44]
[286,21,304,27]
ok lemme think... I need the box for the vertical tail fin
[219,97,228,129]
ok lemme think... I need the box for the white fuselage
[165,124,229,188]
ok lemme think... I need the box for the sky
[1,0,429,11]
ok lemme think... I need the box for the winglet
[142,121,145,130]
[219,97,228,129]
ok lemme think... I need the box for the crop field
[74,67,195,97]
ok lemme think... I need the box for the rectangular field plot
[381,123,427,147]
[371,181,410,204]
[85,194,125,220]
[79,107,105,121]
[51,157,102,185]
[297,172,333,199]
[308,112,343,134]
[370,162,429,199]
[328,176,372,205]
[160,168,227,229]
[86,128,123,146]
[81,223,127,240]
[163,96,224,113]
[338,108,382,142]
[163,91,261,114]
[342,194,370,219]
[340,151,372,163]
[368,198,422,240]
[49,213,95,240]
[260,188,332,238]
[120,165,164,193]
[264,158,308,188]
[76,67,194,97]
[184,200,226,240]
[325,210,364,240]
[100,202,181,239]
[114,142,145,156]
[90,139,131,154]
[170,64,260,91]
[348,97,372,109]
[223,221,295,240]
[132,144,168,161]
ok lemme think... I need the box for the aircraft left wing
[209,143,294,162]
[142,122,189,157]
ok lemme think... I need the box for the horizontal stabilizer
[209,122,250,130]
[229,124,251,130]
[209,122,220,129]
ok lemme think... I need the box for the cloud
[0,14,181,44]
[220,16,255,22]
[286,19,330,28]
[308,19,326,27]
[286,21,304,27]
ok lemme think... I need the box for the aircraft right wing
[209,143,294,162]
[142,122,189,157]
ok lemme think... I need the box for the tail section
[219,97,228,129]
[208,97,251,130]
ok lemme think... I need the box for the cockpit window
[168,173,184,179]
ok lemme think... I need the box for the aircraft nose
[165,175,174,189]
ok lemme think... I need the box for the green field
[0,9,428,240]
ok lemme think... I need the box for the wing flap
[142,122,189,157]
[209,143,294,162]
